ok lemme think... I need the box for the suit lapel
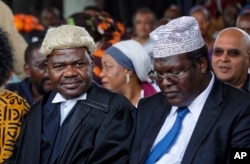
[139,94,172,163]
[60,100,92,151]
[182,79,224,163]
[59,85,96,153]
[42,92,60,147]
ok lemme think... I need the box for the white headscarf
[105,39,152,82]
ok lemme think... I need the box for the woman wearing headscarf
[100,39,159,106]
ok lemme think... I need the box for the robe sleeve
[87,94,136,164]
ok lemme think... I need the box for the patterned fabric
[0,90,29,162]
[150,16,205,58]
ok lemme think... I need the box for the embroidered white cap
[150,16,205,58]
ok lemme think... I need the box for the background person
[6,41,53,105]
[190,5,215,51]
[211,27,250,91]
[132,7,156,63]
[100,39,159,106]
[236,12,250,35]
[40,6,62,30]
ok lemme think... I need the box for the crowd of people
[0,0,250,163]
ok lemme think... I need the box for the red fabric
[141,82,157,97]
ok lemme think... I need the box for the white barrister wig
[39,25,96,56]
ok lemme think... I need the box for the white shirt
[52,93,87,125]
[152,72,215,164]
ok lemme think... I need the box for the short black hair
[24,41,42,64]
[0,28,13,85]
[132,7,157,24]
[186,45,211,71]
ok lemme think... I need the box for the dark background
[3,0,250,28]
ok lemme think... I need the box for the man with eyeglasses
[5,41,53,105]
[130,16,250,164]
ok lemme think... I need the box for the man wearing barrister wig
[6,25,136,164]
[130,16,250,164]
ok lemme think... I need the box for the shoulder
[87,83,135,112]
[222,82,250,102]
[2,89,28,101]
[139,92,165,106]
[87,83,117,101]
[0,89,30,112]
[5,82,23,90]
[5,78,30,92]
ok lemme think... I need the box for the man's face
[134,13,155,39]
[191,10,210,37]
[154,54,202,107]
[223,4,240,27]
[212,29,250,87]
[27,47,52,95]
[237,16,250,35]
[47,47,93,99]
[41,9,61,29]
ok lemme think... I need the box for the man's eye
[213,49,223,56]
[171,71,180,75]
[54,65,64,70]
[228,50,241,57]
[74,62,86,68]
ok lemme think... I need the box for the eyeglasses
[148,62,194,83]
[30,62,47,70]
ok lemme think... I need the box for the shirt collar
[52,92,87,103]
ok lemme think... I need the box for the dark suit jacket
[7,83,136,164]
[130,78,250,164]
[5,78,33,105]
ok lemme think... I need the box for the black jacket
[7,83,136,164]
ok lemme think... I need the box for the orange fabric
[0,90,30,162]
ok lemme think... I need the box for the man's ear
[91,55,94,70]
[23,64,31,77]
[198,57,209,73]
